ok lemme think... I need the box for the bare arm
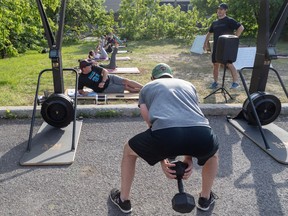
[160,159,177,179]
[97,68,109,88]
[203,32,212,51]
[101,68,109,82]
[235,25,244,37]
[78,89,88,96]
[182,156,193,180]
[160,156,193,180]
[139,104,151,128]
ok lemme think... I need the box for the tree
[0,0,116,58]
[118,0,155,40]
[65,0,116,40]
[0,0,44,58]
[2,0,287,58]
[190,0,287,39]
[119,0,200,40]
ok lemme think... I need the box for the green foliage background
[0,0,287,58]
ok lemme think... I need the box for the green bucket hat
[152,63,173,78]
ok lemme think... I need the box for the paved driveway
[1,115,288,216]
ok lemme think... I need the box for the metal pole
[249,0,270,94]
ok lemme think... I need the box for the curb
[1,103,288,119]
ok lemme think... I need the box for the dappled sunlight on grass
[0,39,287,106]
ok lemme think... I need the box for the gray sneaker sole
[196,198,215,211]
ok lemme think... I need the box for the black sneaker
[197,192,218,211]
[110,188,132,213]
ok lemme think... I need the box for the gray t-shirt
[139,78,210,131]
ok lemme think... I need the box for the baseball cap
[152,63,173,78]
[79,59,92,70]
[218,3,228,10]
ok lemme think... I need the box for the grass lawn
[0,38,287,106]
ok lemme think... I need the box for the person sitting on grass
[78,58,143,95]
[88,38,109,61]
[88,50,99,60]
[86,41,119,70]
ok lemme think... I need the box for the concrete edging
[1,103,288,118]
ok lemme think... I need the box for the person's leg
[120,143,139,201]
[200,152,218,198]
[123,79,143,93]
[227,63,238,83]
[110,142,138,213]
[108,46,117,69]
[100,46,117,69]
[211,50,219,83]
[99,39,108,59]
[212,63,220,83]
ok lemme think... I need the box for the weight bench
[116,56,131,61]
[65,88,139,104]
[73,66,140,75]
[107,67,140,74]
[117,50,129,54]
[99,56,131,61]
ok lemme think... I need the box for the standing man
[110,63,219,213]
[203,3,244,89]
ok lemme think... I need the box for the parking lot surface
[1,115,288,216]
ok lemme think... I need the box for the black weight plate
[41,93,74,128]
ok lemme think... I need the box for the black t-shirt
[106,37,114,45]
[105,37,114,53]
[78,65,110,93]
[209,16,241,50]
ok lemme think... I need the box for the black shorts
[128,126,219,166]
[212,50,217,63]
[212,49,233,64]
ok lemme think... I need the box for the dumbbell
[170,160,195,213]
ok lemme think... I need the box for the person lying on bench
[78,59,143,95]
[88,38,109,60]
[87,42,119,70]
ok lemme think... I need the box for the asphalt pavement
[1,114,288,216]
